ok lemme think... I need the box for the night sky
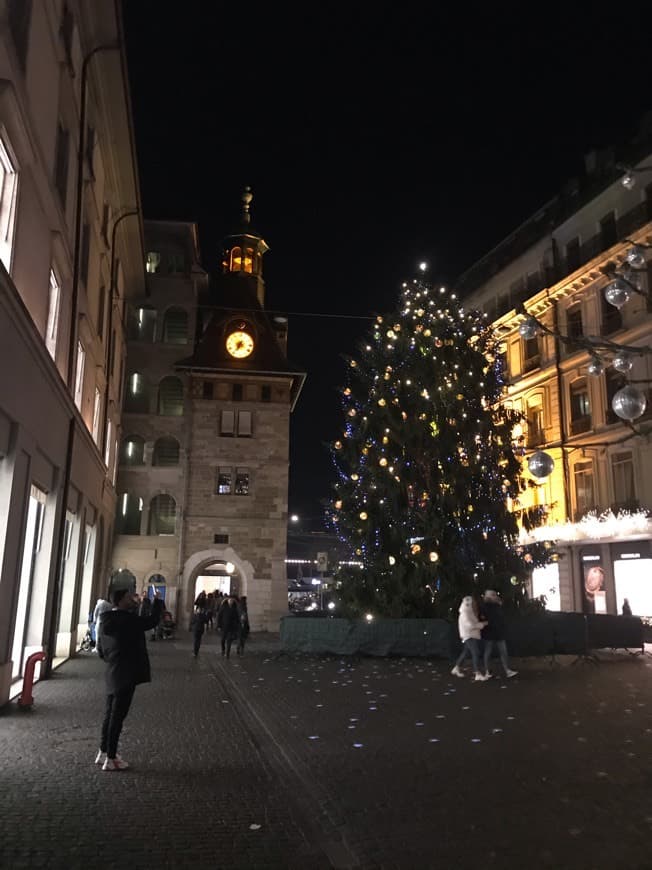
[122,3,651,528]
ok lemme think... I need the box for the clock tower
[174,190,305,631]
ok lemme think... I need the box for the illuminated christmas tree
[327,276,531,618]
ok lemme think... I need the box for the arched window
[229,246,242,272]
[162,308,188,344]
[115,493,143,535]
[243,247,254,274]
[526,394,545,447]
[148,494,176,535]
[152,436,180,466]
[158,376,183,415]
[120,435,145,466]
[127,305,157,342]
[124,372,149,414]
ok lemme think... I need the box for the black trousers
[192,632,203,655]
[101,686,135,758]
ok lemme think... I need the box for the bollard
[17,650,47,710]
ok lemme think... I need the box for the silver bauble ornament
[518,317,539,341]
[612,352,633,374]
[622,266,643,290]
[604,279,631,309]
[612,385,647,421]
[527,450,555,479]
[625,245,646,269]
[587,357,604,377]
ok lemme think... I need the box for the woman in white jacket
[451,596,490,681]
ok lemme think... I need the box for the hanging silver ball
[604,279,631,309]
[612,385,647,422]
[621,172,636,190]
[612,352,633,374]
[625,245,646,269]
[527,450,555,479]
[518,317,539,341]
[587,357,604,377]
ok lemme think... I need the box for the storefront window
[531,563,560,610]
[614,556,652,618]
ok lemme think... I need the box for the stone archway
[182,547,254,616]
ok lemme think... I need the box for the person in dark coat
[96,588,163,771]
[480,589,517,679]
[194,590,207,610]
[218,597,240,658]
[190,605,209,657]
[237,596,250,656]
[622,598,633,616]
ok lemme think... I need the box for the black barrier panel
[505,613,586,657]
[586,614,643,650]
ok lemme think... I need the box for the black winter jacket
[97,599,163,692]
[480,600,506,642]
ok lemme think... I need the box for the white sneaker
[102,757,129,771]
[451,666,464,678]
[506,669,518,678]
[474,673,489,682]
[94,749,106,765]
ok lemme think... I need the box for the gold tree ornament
[411,543,421,554]
[429,552,439,562]
[359,511,368,520]
[379,457,388,467]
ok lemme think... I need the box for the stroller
[79,613,96,652]
[152,610,176,640]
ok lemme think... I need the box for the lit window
[74,341,85,410]
[92,387,101,443]
[243,247,254,273]
[116,492,143,535]
[124,372,149,413]
[120,435,145,466]
[45,269,60,359]
[104,420,112,467]
[229,246,242,271]
[0,133,19,273]
[235,467,250,496]
[146,251,161,274]
[573,460,595,519]
[217,468,232,495]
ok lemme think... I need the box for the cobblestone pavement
[2,631,652,870]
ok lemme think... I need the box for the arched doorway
[182,548,253,621]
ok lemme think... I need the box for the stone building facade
[0,1,145,706]
[459,140,652,618]
[112,199,305,631]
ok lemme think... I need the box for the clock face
[226,330,254,359]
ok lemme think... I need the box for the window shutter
[238,410,252,436]
[220,410,235,435]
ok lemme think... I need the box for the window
[45,269,60,359]
[605,369,627,425]
[570,379,591,435]
[567,305,583,340]
[233,383,243,402]
[214,533,229,544]
[120,435,145,466]
[128,306,157,342]
[101,203,110,245]
[116,493,143,535]
[148,494,176,535]
[162,308,188,344]
[97,285,106,339]
[80,223,90,288]
[522,335,540,373]
[124,372,149,414]
[92,387,101,443]
[152,437,179,467]
[566,238,580,273]
[574,460,595,520]
[109,329,116,375]
[54,123,70,208]
[74,341,85,410]
[220,410,235,436]
[261,385,271,402]
[229,246,242,272]
[235,467,250,495]
[237,410,252,436]
[601,289,622,335]
[527,398,545,447]
[104,420,112,467]
[8,0,32,70]
[203,381,214,400]
[0,133,19,273]
[158,377,183,415]
[167,252,186,273]
[600,212,617,249]
[146,251,160,274]
[217,468,232,494]
[612,452,636,509]
[60,3,74,74]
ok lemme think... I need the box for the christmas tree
[327,276,532,618]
